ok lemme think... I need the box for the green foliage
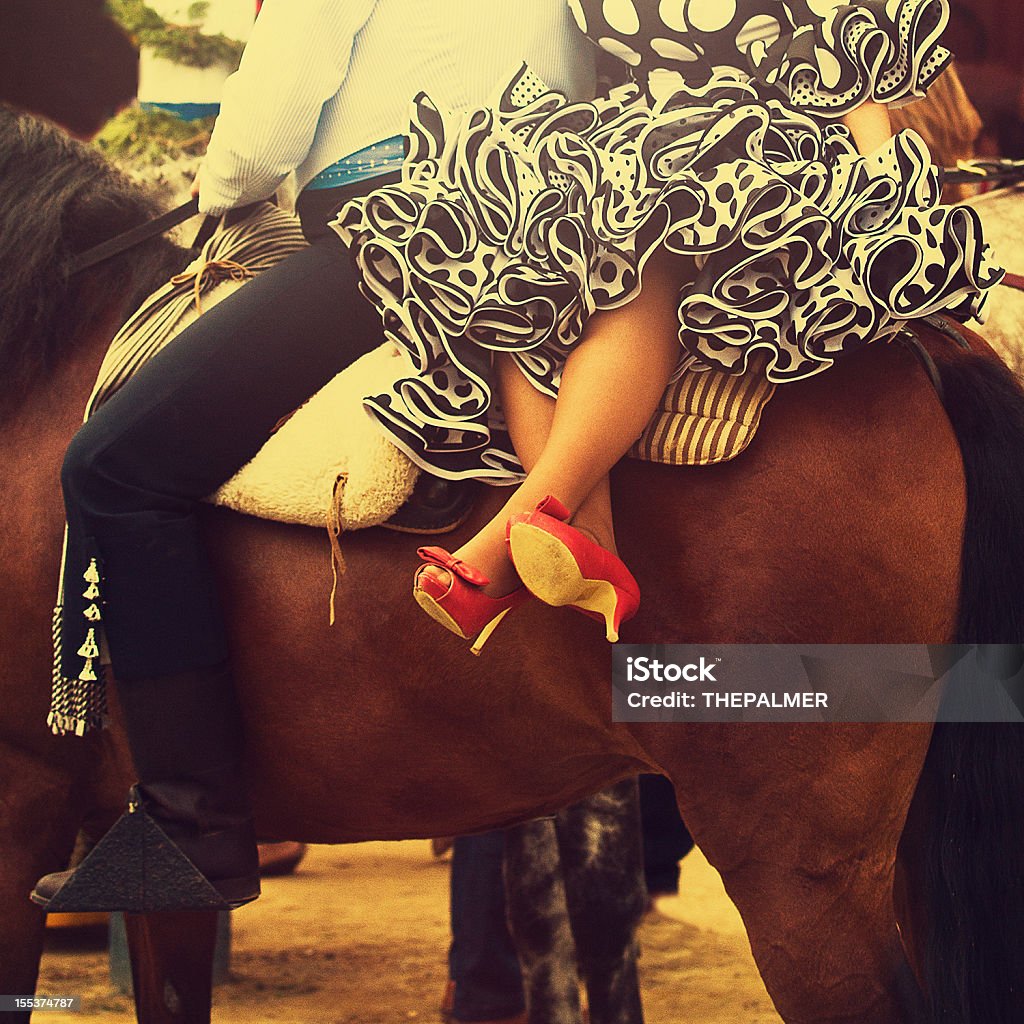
[107,0,244,70]
[187,1,210,20]
[109,0,163,32]
[93,107,215,164]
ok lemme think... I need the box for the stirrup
[31,797,255,913]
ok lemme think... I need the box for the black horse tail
[916,345,1024,1023]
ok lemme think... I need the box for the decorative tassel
[84,603,101,622]
[77,628,100,661]
[77,626,100,684]
[82,557,101,601]
[76,626,99,659]
[50,603,67,736]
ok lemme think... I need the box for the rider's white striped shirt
[199,0,597,215]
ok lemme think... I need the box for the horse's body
[3,111,1024,1024]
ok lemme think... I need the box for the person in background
[443,776,692,1024]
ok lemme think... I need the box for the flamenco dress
[333,0,1003,484]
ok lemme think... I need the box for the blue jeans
[58,180,389,683]
[448,833,524,1022]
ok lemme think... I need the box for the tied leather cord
[327,473,348,626]
[170,258,254,314]
[157,204,261,311]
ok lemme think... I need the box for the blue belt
[305,136,405,191]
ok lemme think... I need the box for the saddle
[91,203,776,539]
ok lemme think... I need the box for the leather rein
[1000,272,1024,294]
[67,196,217,276]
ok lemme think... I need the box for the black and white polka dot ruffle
[332,57,1000,482]
[331,0,1001,483]
[569,0,953,115]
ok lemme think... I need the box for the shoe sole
[413,585,472,640]
[508,523,625,642]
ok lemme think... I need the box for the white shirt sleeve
[199,0,380,215]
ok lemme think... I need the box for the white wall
[137,0,256,108]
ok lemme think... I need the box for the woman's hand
[842,100,893,155]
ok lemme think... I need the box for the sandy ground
[36,842,781,1024]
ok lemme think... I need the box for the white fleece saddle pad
[208,330,420,531]
[88,203,419,531]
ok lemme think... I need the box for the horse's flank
[199,329,964,842]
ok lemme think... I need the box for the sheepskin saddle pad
[87,202,773,534]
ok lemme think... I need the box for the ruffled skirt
[333,66,1003,482]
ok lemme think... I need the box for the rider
[32,0,597,910]
[330,0,1003,652]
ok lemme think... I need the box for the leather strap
[68,197,200,276]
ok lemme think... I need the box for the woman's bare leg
[432,254,688,595]
[496,357,615,542]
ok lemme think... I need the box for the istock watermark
[612,644,1024,723]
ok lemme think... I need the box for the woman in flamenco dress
[334,0,1003,652]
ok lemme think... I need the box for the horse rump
[915,343,1024,1024]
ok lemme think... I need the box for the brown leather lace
[170,258,254,314]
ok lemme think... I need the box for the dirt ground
[36,842,781,1024]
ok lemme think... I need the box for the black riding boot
[31,663,261,912]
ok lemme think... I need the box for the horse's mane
[0,106,183,421]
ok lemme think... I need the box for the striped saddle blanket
[91,203,774,533]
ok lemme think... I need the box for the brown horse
[2,110,1024,1024]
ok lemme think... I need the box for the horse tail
[914,344,1024,1023]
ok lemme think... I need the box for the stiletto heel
[506,496,639,642]
[413,546,529,655]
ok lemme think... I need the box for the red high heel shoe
[413,546,530,655]
[506,496,639,642]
